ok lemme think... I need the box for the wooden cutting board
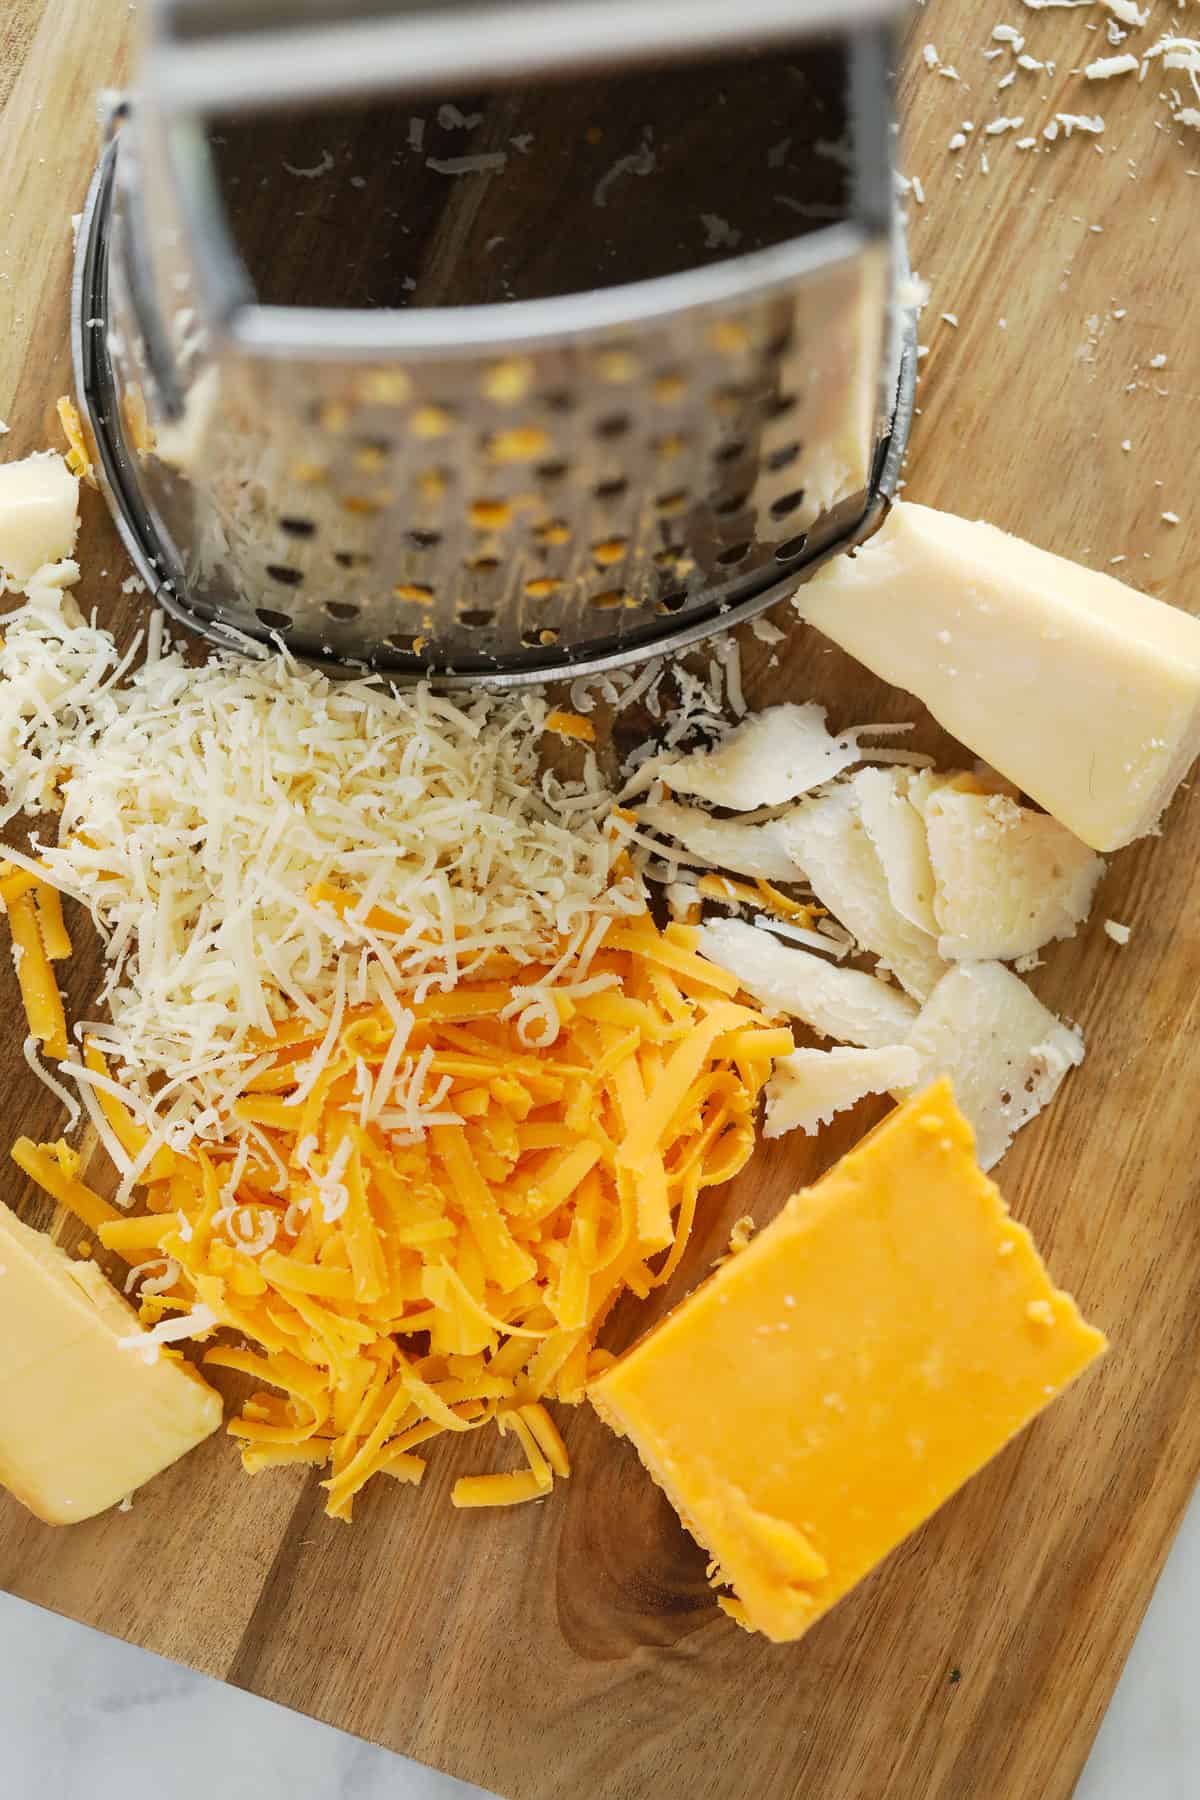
[3,4,1199,1797]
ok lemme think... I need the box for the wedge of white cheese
[782,784,946,1001]
[798,500,1200,851]
[696,916,918,1049]
[921,786,1105,961]
[900,960,1084,1169]
[637,800,802,882]
[764,1044,919,1138]
[0,452,80,584]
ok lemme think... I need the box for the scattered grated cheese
[1104,919,1132,945]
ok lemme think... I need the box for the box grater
[73,0,916,685]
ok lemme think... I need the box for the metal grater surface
[74,0,914,684]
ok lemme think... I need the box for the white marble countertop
[2,1492,1198,1800]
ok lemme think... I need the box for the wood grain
[3,4,1200,1798]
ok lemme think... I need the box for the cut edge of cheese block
[589,1079,1108,1643]
[900,961,1084,1169]
[0,1198,223,1524]
[696,916,918,1050]
[798,500,1200,851]
[764,1045,919,1138]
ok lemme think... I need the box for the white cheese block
[798,500,1200,851]
[764,1044,920,1138]
[922,787,1105,960]
[696,916,918,1049]
[851,767,939,934]
[661,703,866,810]
[782,784,946,1000]
[0,453,80,584]
[900,960,1085,1169]
[637,799,802,882]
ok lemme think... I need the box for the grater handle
[150,0,908,115]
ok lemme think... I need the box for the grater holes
[394,582,434,603]
[764,392,799,422]
[482,359,534,405]
[521,625,560,648]
[651,432,689,462]
[536,460,570,486]
[655,490,689,516]
[767,441,802,472]
[592,537,628,568]
[333,550,371,569]
[652,371,686,406]
[534,519,571,548]
[353,439,393,472]
[257,608,293,631]
[589,589,632,612]
[657,590,688,614]
[407,529,442,550]
[775,533,810,563]
[712,491,751,518]
[713,439,747,465]
[464,554,502,575]
[524,577,563,599]
[594,476,629,504]
[324,602,361,622]
[411,405,456,439]
[770,489,807,521]
[459,609,495,630]
[541,390,574,414]
[265,564,304,587]
[278,516,317,539]
[716,541,752,567]
[488,426,550,465]
[765,327,795,360]
[653,544,686,568]
[711,383,749,418]
[596,348,639,384]
[382,633,418,655]
[594,413,632,441]
[469,499,512,531]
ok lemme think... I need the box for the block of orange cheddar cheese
[589,1079,1107,1643]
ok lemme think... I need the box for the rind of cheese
[0,1198,222,1524]
[637,800,802,882]
[782,784,946,1000]
[0,453,80,584]
[798,501,1200,852]
[901,962,1084,1169]
[922,787,1105,960]
[696,916,918,1049]
[851,767,938,934]
[764,1045,920,1138]
[660,703,866,810]
[590,1079,1107,1643]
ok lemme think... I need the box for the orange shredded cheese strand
[32,881,72,961]
[7,892,69,1058]
[544,709,597,744]
[11,1137,123,1232]
[451,1469,549,1508]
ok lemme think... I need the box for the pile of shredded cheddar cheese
[13,904,783,1514]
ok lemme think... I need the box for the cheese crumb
[1104,919,1132,945]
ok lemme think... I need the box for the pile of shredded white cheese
[0,574,640,1137]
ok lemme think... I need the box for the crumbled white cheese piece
[921,787,1105,960]
[1104,918,1132,945]
[636,800,802,883]
[696,917,918,1050]
[986,116,1026,134]
[902,961,1085,1170]
[1162,511,1181,525]
[1086,54,1140,79]
[657,703,882,811]
[0,452,80,584]
[852,768,938,935]
[782,785,946,1001]
[1101,0,1148,26]
[764,1045,920,1140]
